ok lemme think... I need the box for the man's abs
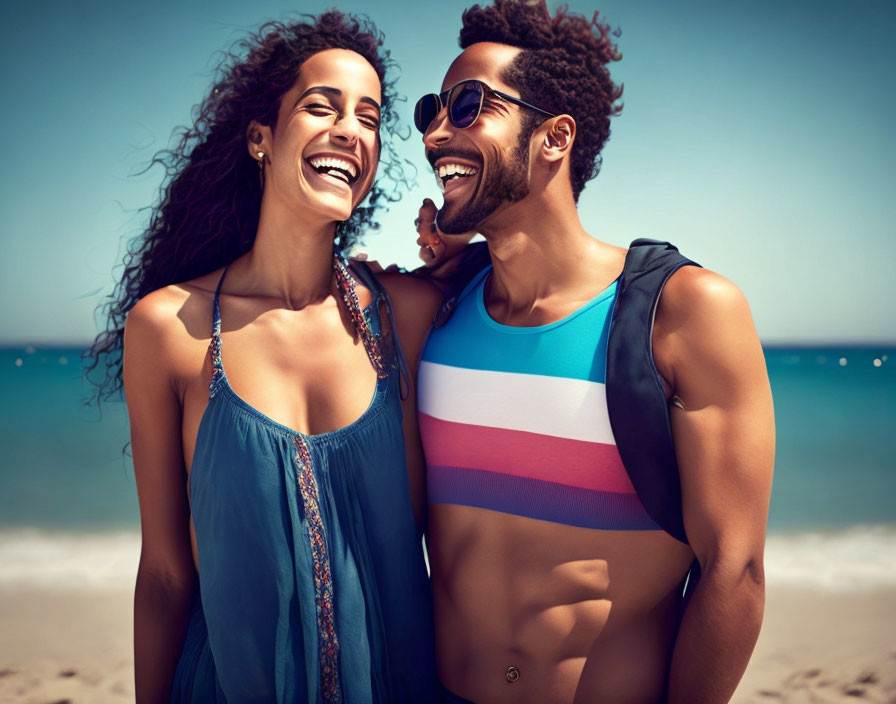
[429,505,694,704]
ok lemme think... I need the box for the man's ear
[539,115,576,163]
[246,120,273,164]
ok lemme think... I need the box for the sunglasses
[414,79,557,134]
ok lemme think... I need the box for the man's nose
[422,107,453,149]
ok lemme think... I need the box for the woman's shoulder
[125,270,225,370]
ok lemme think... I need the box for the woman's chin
[301,192,355,225]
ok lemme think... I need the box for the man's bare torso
[430,504,693,703]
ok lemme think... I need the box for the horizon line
[2,340,896,351]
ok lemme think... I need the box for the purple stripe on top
[429,465,660,531]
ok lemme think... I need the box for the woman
[87,11,440,703]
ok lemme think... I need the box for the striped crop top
[418,267,660,531]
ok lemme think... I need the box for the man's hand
[415,198,476,267]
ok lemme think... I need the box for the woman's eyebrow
[293,86,381,112]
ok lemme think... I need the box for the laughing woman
[86,12,440,703]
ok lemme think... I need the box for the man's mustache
[426,148,482,170]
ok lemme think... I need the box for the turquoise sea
[1,345,894,591]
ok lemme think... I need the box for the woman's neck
[235,199,339,310]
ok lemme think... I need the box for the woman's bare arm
[124,290,197,703]
[378,274,443,531]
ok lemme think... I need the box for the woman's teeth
[309,157,358,184]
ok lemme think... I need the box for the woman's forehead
[295,48,382,102]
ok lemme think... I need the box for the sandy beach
[0,586,134,702]
[735,587,896,703]
[1,583,893,703]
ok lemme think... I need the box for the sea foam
[0,529,140,590]
[1,525,895,592]
[764,525,896,591]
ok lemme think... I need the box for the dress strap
[208,266,230,397]
[334,256,391,380]
[346,258,411,399]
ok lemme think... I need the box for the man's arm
[653,267,775,704]
[352,199,476,293]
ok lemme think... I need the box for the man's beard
[436,136,531,235]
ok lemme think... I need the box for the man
[412,2,775,703]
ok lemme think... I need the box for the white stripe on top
[417,360,617,446]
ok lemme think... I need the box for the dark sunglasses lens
[449,82,483,128]
[414,94,440,133]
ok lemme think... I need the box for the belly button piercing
[505,666,520,683]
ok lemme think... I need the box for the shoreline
[1,584,894,703]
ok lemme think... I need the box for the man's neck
[478,190,622,325]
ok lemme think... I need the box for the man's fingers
[416,200,443,246]
[418,240,448,267]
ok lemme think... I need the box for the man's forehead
[441,42,522,92]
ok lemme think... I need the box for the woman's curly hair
[459,0,623,201]
[85,10,407,403]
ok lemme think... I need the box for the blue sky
[0,0,894,345]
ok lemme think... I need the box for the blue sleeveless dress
[170,266,438,703]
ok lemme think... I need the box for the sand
[0,584,893,703]
[0,586,133,703]
[733,587,896,703]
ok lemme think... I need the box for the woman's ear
[539,115,576,163]
[246,121,273,165]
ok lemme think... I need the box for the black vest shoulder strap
[605,239,700,544]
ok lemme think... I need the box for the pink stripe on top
[419,413,636,495]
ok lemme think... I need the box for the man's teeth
[437,163,478,183]
[309,157,358,184]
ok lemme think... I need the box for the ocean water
[1,345,894,591]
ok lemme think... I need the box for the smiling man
[413,2,775,703]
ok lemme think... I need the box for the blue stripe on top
[422,267,618,383]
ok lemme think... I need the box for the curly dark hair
[459,0,623,201]
[85,10,407,404]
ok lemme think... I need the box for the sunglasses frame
[414,79,557,134]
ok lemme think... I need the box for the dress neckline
[206,261,388,442]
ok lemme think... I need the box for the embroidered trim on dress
[334,255,388,379]
[208,295,225,397]
[294,436,342,704]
